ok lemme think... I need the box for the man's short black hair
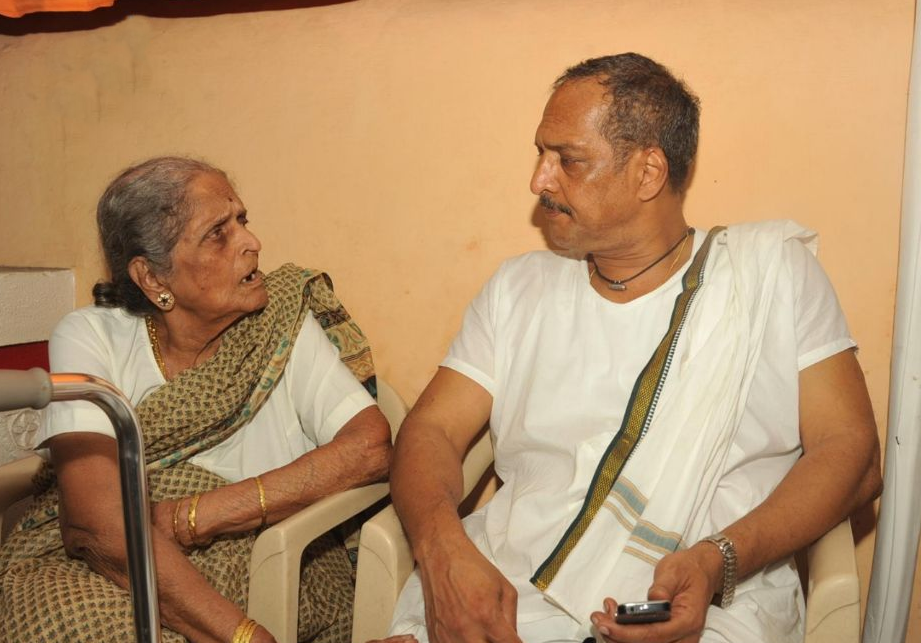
[555,53,700,192]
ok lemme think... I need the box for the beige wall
[0,0,913,634]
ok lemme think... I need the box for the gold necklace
[145,315,168,379]
[664,228,693,276]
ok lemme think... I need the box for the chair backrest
[376,377,408,441]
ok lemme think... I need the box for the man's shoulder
[724,219,817,251]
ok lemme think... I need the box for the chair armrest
[248,482,390,643]
[352,505,415,643]
[804,518,860,643]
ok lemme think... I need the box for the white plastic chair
[351,430,861,643]
[248,377,407,642]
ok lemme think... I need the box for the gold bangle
[242,619,258,643]
[171,498,183,545]
[187,493,202,546]
[231,617,258,643]
[254,476,267,529]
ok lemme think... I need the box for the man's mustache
[539,193,573,216]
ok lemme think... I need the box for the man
[384,53,882,643]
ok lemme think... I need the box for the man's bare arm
[592,349,882,642]
[390,367,522,643]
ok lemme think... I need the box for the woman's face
[163,171,269,329]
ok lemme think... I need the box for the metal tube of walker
[0,368,161,643]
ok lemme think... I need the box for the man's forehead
[534,78,609,146]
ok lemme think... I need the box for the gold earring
[157,291,175,310]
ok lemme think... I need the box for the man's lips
[241,269,262,284]
[539,193,573,216]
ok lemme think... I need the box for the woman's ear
[127,257,169,309]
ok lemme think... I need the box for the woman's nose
[241,226,262,253]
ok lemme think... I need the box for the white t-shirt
[392,228,854,642]
[37,305,376,482]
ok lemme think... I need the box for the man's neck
[588,207,692,303]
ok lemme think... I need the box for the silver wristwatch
[702,532,738,608]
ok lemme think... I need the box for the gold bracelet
[254,476,267,529]
[187,493,202,546]
[231,617,258,643]
[242,619,258,643]
[171,498,183,545]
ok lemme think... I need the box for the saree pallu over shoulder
[533,221,817,624]
[0,263,373,643]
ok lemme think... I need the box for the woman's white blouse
[36,305,376,482]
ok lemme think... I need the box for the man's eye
[208,226,225,239]
[238,214,249,226]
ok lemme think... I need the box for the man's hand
[391,368,512,642]
[416,534,522,643]
[590,544,720,643]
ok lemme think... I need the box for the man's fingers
[646,583,672,602]
[602,597,618,618]
[499,583,518,633]
[485,618,524,643]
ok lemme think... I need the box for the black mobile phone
[614,599,672,624]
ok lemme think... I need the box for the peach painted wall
[0,0,914,635]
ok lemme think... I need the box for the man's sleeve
[787,239,856,370]
[441,265,502,396]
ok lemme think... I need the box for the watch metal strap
[702,532,737,608]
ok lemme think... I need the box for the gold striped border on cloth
[531,227,725,591]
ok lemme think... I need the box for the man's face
[530,78,637,254]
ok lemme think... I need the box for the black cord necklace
[591,227,694,291]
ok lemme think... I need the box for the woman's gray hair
[92,156,225,315]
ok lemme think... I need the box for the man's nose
[530,156,557,196]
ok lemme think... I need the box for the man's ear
[636,147,669,202]
[127,257,168,308]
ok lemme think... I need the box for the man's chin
[546,228,582,254]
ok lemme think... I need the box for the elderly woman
[0,157,392,643]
